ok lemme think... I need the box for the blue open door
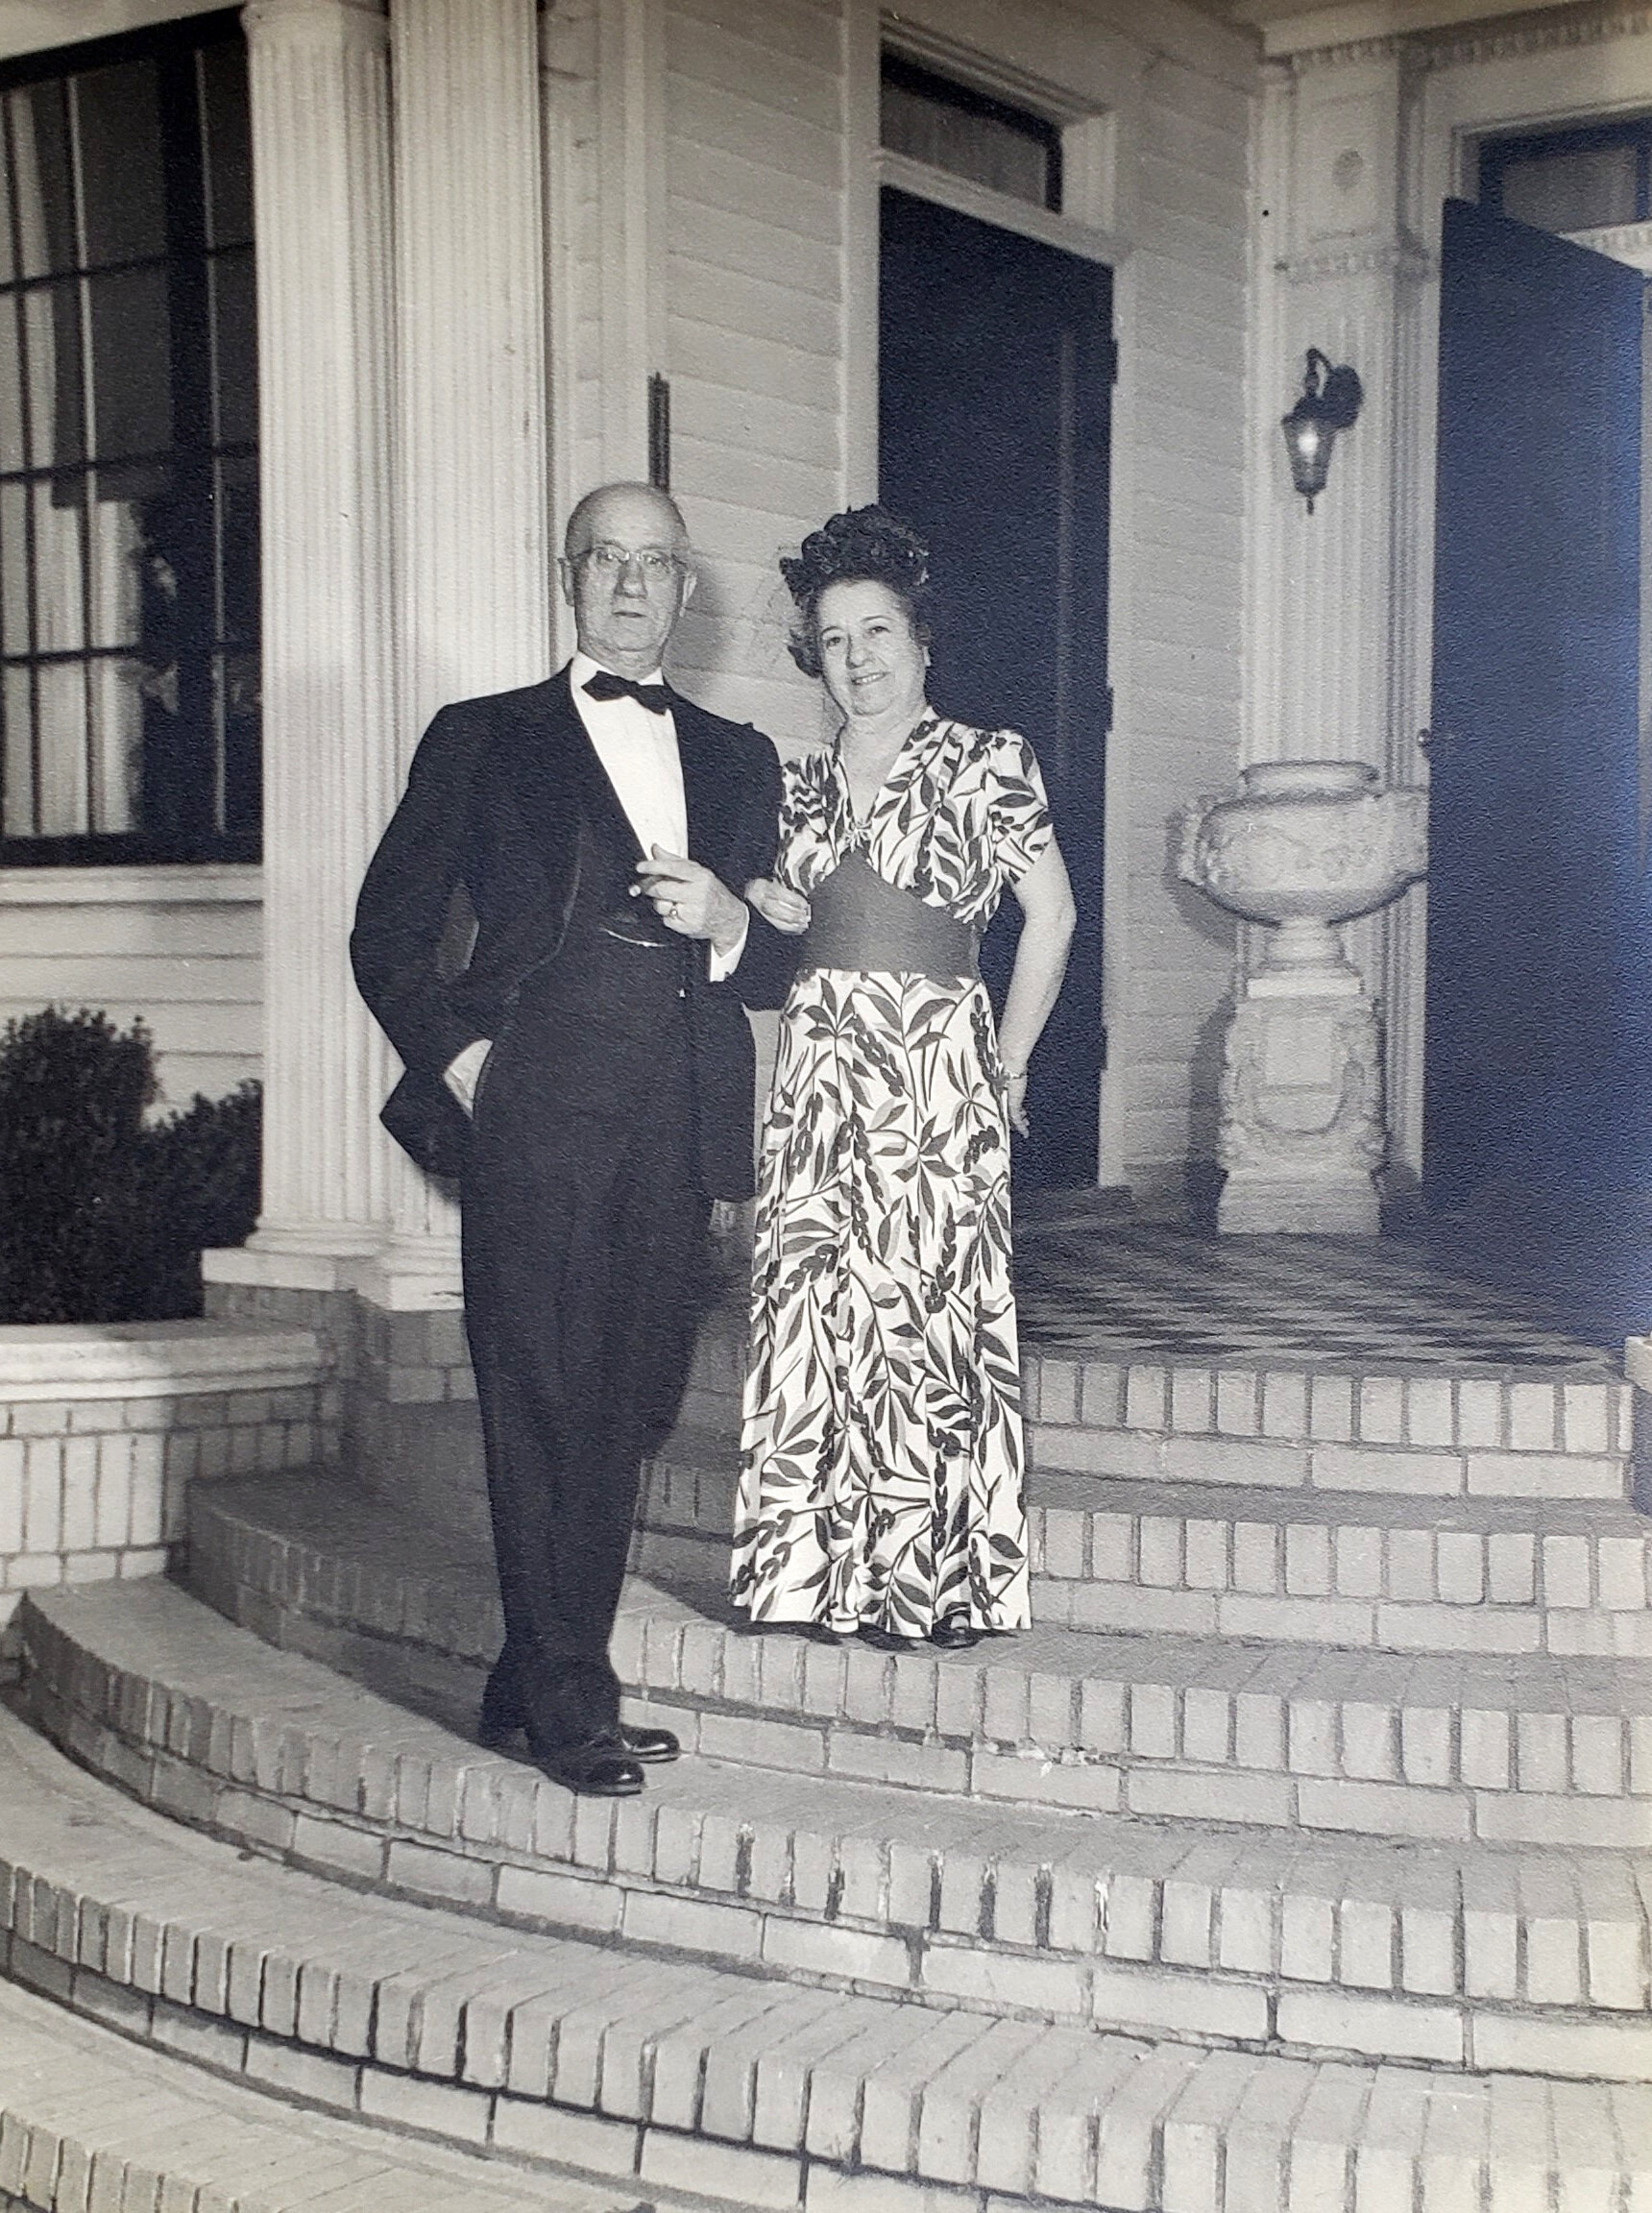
[1424,196,1647,1210]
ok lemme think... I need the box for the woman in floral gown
[731,508,1076,1651]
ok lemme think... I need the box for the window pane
[3,662,35,832]
[218,646,258,838]
[85,264,171,457]
[87,652,140,830]
[217,451,258,643]
[72,60,166,267]
[0,481,27,651]
[0,298,25,470]
[1498,142,1640,234]
[210,246,255,446]
[85,489,142,648]
[31,477,84,652]
[8,82,74,280]
[201,41,253,250]
[24,281,84,467]
[34,655,87,832]
[882,76,1056,208]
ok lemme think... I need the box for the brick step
[22,1578,1652,2079]
[11,1703,1638,2213]
[642,1439,1652,1658]
[186,1480,1652,1845]
[0,1975,645,2213]
[676,1317,1635,1504]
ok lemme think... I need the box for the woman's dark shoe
[620,1724,680,1763]
[530,1729,646,1796]
[930,1616,985,1650]
[857,1622,923,1652]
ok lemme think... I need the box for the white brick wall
[0,1323,333,1665]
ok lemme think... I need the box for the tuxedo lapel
[506,664,641,863]
[674,697,737,876]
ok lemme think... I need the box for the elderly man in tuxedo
[352,482,789,1796]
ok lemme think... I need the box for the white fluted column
[1248,43,1433,1182]
[362,0,552,1306]
[206,0,399,1296]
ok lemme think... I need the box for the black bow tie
[583,669,672,715]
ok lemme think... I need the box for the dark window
[881,52,1062,215]
[1481,115,1652,237]
[0,11,258,866]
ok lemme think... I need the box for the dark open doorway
[879,184,1113,1190]
[1413,195,1652,1339]
[1424,197,1648,1214]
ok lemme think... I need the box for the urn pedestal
[1179,761,1428,1235]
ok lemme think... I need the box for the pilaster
[208,0,398,1295]
[377,0,552,1304]
[1249,45,1433,1177]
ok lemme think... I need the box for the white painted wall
[0,867,261,1107]
[661,0,845,752]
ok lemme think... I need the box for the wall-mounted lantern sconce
[1280,350,1363,513]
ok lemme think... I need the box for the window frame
[0,7,258,870]
[880,49,1064,217]
[1479,112,1652,232]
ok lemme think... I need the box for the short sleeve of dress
[774,750,838,891]
[986,728,1055,883]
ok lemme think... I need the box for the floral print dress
[731,715,1054,1636]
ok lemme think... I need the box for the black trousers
[460,980,709,1749]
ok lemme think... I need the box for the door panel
[1425,196,1647,1207]
[879,186,1112,1189]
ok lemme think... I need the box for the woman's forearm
[997,904,1076,1072]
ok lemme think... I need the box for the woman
[731,507,1076,1651]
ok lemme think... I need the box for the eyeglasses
[574,543,683,582]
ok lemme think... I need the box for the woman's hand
[1002,1065,1031,1137]
[744,876,813,935]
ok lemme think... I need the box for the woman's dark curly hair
[779,505,932,679]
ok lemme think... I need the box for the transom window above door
[1480,115,1652,238]
[880,51,1063,214]
[0,9,258,866]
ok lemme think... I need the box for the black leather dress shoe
[476,1671,526,1751]
[620,1724,679,1763]
[930,1616,985,1650]
[531,1731,646,1796]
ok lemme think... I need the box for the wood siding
[1115,48,1252,1186]
[0,869,261,1108]
[663,0,844,747]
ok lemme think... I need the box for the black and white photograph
[0,0,1650,2207]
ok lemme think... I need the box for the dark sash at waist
[800,850,980,981]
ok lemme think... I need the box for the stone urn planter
[1178,761,1427,1233]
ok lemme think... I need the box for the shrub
[0,1006,261,1324]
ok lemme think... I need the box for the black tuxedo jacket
[350,668,790,1197]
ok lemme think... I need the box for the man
[352,483,790,1796]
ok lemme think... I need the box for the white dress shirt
[444,654,748,1109]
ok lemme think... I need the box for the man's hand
[444,1037,492,1117]
[634,845,747,955]
[743,876,812,935]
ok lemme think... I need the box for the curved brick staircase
[5,1297,1652,2212]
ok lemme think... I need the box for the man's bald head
[564,482,690,563]
[559,481,695,678]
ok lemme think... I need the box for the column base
[1215,980,1386,1237]
[1218,1172,1381,1235]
